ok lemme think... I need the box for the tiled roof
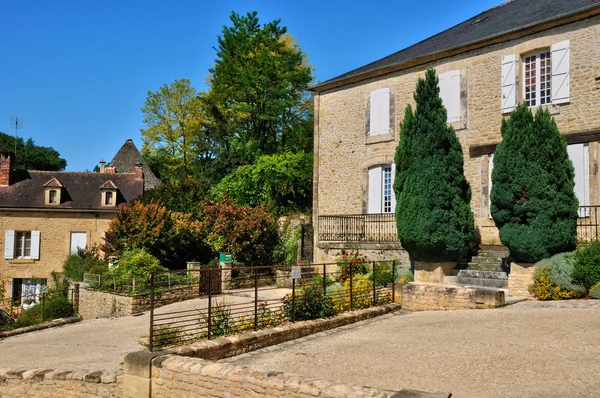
[109,139,159,190]
[0,171,143,210]
[314,0,600,90]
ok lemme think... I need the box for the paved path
[221,300,600,398]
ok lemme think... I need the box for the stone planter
[413,261,458,284]
[508,261,535,298]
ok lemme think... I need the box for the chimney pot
[0,153,13,186]
[99,160,106,173]
[104,166,116,174]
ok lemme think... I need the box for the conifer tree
[394,68,474,262]
[490,104,578,262]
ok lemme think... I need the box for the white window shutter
[551,40,570,104]
[438,72,448,115]
[4,230,14,259]
[30,231,40,260]
[488,154,494,218]
[379,88,390,134]
[390,164,396,212]
[501,55,516,113]
[369,91,379,135]
[568,143,589,217]
[368,167,382,214]
[70,232,87,254]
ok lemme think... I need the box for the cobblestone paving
[221,300,600,398]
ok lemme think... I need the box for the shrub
[43,295,74,319]
[491,104,578,262]
[590,282,600,299]
[109,249,168,293]
[569,242,600,290]
[533,252,585,296]
[394,68,474,262]
[395,267,414,284]
[63,246,107,281]
[282,277,335,321]
[530,266,583,300]
[336,250,369,284]
[369,263,413,287]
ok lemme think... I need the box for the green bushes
[590,282,600,299]
[282,278,334,321]
[63,246,107,282]
[491,104,578,263]
[569,241,600,290]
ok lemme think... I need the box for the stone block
[413,261,457,283]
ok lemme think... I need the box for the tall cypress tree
[394,68,474,262]
[491,104,578,263]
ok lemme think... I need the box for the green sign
[219,253,233,263]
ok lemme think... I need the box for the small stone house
[312,0,600,263]
[0,139,158,304]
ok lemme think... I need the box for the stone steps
[457,270,507,280]
[455,277,508,289]
[454,246,510,289]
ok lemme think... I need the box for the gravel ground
[221,300,600,398]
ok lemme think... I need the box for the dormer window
[100,180,118,207]
[43,178,63,205]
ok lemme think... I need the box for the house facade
[312,0,600,263]
[0,139,158,304]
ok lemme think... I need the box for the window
[568,143,590,217]
[70,232,87,254]
[11,278,47,307]
[523,50,552,107]
[438,70,461,123]
[4,230,40,260]
[368,165,396,213]
[49,189,57,203]
[15,232,31,258]
[105,191,113,205]
[369,88,390,136]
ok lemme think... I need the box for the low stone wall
[0,317,81,339]
[78,285,196,320]
[402,282,505,311]
[508,261,536,298]
[0,368,122,397]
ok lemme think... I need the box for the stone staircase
[455,245,510,288]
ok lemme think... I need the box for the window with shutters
[368,88,391,136]
[4,230,40,260]
[368,165,396,214]
[523,50,552,107]
[438,70,461,123]
[70,232,87,254]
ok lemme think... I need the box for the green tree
[491,104,578,263]
[136,177,211,214]
[206,11,314,169]
[141,79,209,181]
[394,68,474,262]
[0,132,66,171]
[210,151,313,215]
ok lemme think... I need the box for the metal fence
[577,205,600,243]
[318,214,398,243]
[147,261,399,352]
[83,272,188,295]
[0,289,74,331]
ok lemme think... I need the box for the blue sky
[1,0,500,171]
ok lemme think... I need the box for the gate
[299,223,314,263]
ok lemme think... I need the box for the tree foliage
[206,11,314,169]
[136,177,211,214]
[394,68,474,262]
[210,151,312,215]
[0,131,66,171]
[490,104,577,263]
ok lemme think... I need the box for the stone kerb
[508,261,536,298]
[402,282,506,311]
[0,367,122,397]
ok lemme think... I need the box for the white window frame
[15,231,32,258]
[568,143,590,217]
[438,70,461,123]
[522,49,552,108]
[70,232,87,255]
[369,88,390,136]
[368,165,396,214]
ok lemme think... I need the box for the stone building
[312,0,600,263]
[0,139,158,303]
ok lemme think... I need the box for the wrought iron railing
[577,205,600,243]
[318,213,398,243]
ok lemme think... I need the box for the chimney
[0,153,13,186]
[99,160,106,173]
[104,166,116,174]
[134,163,143,180]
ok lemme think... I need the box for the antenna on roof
[10,116,23,155]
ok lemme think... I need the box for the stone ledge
[0,316,81,339]
[402,282,506,311]
[0,367,121,384]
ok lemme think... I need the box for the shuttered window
[4,230,40,259]
[70,232,87,254]
[438,70,461,123]
[368,165,396,214]
[523,50,552,107]
[551,40,570,104]
[369,88,390,136]
[501,55,517,113]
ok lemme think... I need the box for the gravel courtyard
[222,300,600,398]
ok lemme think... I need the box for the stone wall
[313,15,600,262]
[0,368,122,398]
[508,262,536,298]
[401,282,505,311]
[78,285,196,319]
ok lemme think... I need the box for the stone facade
[313,14,600,263]
[508,262,536,298]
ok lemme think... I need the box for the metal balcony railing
[318,213,398,243]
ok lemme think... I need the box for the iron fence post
[292,278,296,323]
[41,293,45,323]
[322,264,327,295]
[392,260,396,303]
[349,261,353,311]
[208,268,212,340]
[149,272,155,352]
[372,261,376,304]
[254,268,259,331]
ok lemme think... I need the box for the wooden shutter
[439,70,461,122]
[369,91,379,135]
[379,88,390,134]
[551,40,570,104]
[4,230,14,259]
[568,143,589,217]
[368,167,382,213]
[488,154,494,218]
[70,232,87,254]
[30,231,40,260]
[501,55,516,113]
